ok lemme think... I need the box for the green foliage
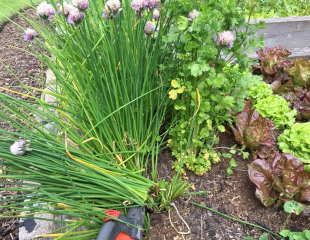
[0,0,41,22]
[283,200,304,215]
[254,95,296,129]
[253,48,310,121]
[248,80,273,100]
[280,229,310,240]
[226,159,237,176]
[244,0,310,18]
[0,95,153,237]
[258,233,270,240]
[278,122,310,168]
[243,236,255,240]
[165,0,259,175]
[0,0,179,237]
[249,81,296,129]
[37,0,172,176]
[152,175,189,211]
[216,145,249,176]
[245,230,310,240]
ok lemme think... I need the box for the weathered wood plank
[251,16,310,58]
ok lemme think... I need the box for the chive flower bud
[36,2,56,21]
[72,0,89,11]
[106,0,121,14]
[131,0,143,13]
[23,28,38,41]
[103,0,121,19]
[152,8,160,20]
[144,20,155,35]
[188,9,200,21]
[10,139,30,156]
[143,0,159,10]
[217,31,235,48]
[57,3,75,17]
[102,9,110,19]
[67,7,84,25]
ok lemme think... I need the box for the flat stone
[19,70,61,240]
[45,69,56,86]
[19,214,56,240]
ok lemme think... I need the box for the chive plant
[0,88,154,238]
[39,0,170,176]
[0,0,182,238]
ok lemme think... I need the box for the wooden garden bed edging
[250,16,310,58]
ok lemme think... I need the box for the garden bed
[0,3,309,240]
[1,18,309,234]
[148,132,309,239]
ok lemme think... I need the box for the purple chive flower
[102,0,121,19]
[57,3,75,17]
[67,7,84,25]
[152,8,160,20]
[142,0,149,8]
[24,28,38,41]
[144,21,155,35]
[149,0,160,9]
[131,0,143,13]
[188,9,200,21]
[102,8,110,19]
[143,0,159,9]
[36,2,56,20]
[217,31,235,48]
[106,0,121,14]
[73,0,89,11]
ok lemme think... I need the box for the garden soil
[0,10,309,240]
[147,132,309,239]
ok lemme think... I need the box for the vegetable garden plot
[0,0,309,239]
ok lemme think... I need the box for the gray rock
[19,69,61,240]
[19,214,56,240]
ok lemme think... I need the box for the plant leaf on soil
[249,150,310,207]
[232,100,276,150]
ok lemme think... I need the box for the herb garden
[0,0,309,239]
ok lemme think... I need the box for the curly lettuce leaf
[232,101,276,150]
[284,88,310,121]
[278,122,310,165]
[254,95,296,129]
[249,150,310,207]
[288,58,310,88]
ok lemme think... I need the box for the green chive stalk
[0,0,178,238]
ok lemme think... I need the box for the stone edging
[19,69,60,240]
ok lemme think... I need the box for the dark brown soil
[0,10,44,100]
[0,9,45,240]
[148,132,310,240]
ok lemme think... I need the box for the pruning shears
[96,207,145,240]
